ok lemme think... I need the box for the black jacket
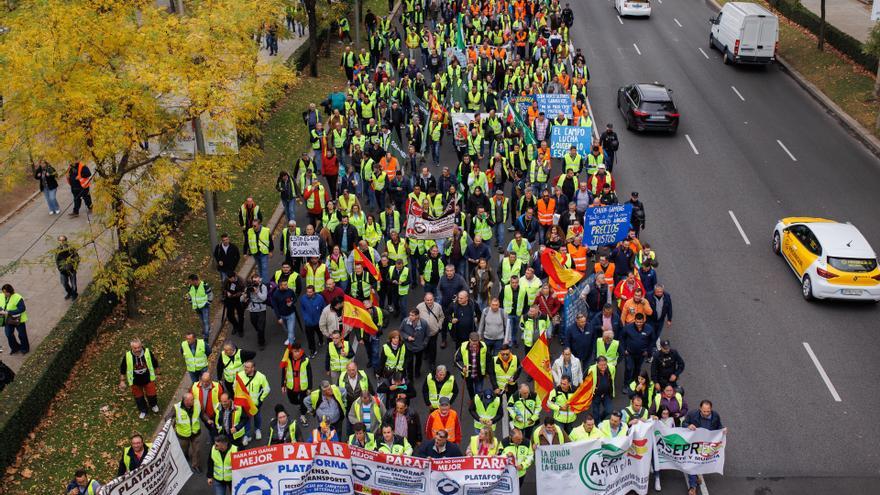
[648,292,673,325]
[213,242,241,277]
[651,349,685,384]
[382,409,422,445]
[332,224,361,250]
[34,165,58,191]
[417,439,463,458]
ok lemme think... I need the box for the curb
[0,190,40,227]
[706,0,880,161]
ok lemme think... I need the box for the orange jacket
[425,409,461,443]
[380,156,399,180]
[621,298,653,325]
[567,243,588,273]
[537,198,556,225]
[593,262,615,281]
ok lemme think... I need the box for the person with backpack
[599,124,620,172]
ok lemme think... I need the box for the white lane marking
[674,18,682,28]
[658,0,662,3]
[685,134,699,155]
[633,43,641,55]
[700,476,710,495]
[698,47,710,59]
[777,139,797,162]
[731,85,745,101]
[803,342,842,402]
[618,15,624,25]
[728,210,751,245]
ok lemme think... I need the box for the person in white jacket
[319,296,344,340]
[551,348,583,387]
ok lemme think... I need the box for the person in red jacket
[303,176,330,228]
[322,149,340,198]
[614,271,645,310]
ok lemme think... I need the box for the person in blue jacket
[298,285,327,359]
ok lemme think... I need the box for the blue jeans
[245,409,263,437]
[365,335,382,370]
[375,190,386,210]
[314,152,323,175]
[493,224,506,248]
[188,367,207,384]
[253,253,269,281]
[282,198,295,221]
[590,394,613,421]
[507,315,520,345]
[5,323,29,353]
[364,187,377,210]
[431,141,441,165]
[43,187,59,212]
[212,481,231,495]
[280,313,297,344]
[195,305,211,342]
[485,338,503,356]
[687,475,698,488]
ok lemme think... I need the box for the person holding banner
[681,400,726,495]
[116,433,151,475]
[66,469,100,495]
[466,426,501,456]
[502,428,534,487]
[267,405,301,444]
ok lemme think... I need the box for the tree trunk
[874,61,880,98]
[818,0,826,51]
[305,0,319,77]
[111,187,138,318]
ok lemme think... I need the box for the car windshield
[827,257,878,273]
[641,101,675,113]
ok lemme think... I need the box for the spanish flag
[353,248,381,282]
[233,374,258,415]
[521,333,555,411]
[541,248,584,288]
[566,370,595,414]
[342,295,378,336]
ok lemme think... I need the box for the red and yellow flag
[567,369,595,414]
[541,248,584,288]
[233,374,258,415]
[353,248,381,282]
[342,295,378,336]
[521,333,555,411]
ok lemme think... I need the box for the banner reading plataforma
[536,421,652,494]
[652,421,726,475]
[97,420,192,495]
[232,442,353,494]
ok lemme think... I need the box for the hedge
[768,0,878,71]
[0,195,188,472]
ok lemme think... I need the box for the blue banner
[584,204,633,247]
[549,125,592,158]
[535,94,573,118]
[508,95,535,116]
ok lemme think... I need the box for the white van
[709,2,778,65]
[615,0,651,17]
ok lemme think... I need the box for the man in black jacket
[212,234,241,284]
[599,124,620,171]
[416,429,463,458]
[651,340,685,391]
[332,216,361,253]
[628,191,646,236]
[55,235,80,300]
[648,284,673,348]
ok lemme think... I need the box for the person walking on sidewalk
[180,331,209,384]
[169,392,202,473]
[66,161,92,217]
[245,217,274,281]
[118,338,160,419]
[244,274,269,349]
[186,274,214,344]
[222,273,246,337]
[34,160,61,214]
[54,236,80,300]
[1,284,29,355]
[212,234,241,284]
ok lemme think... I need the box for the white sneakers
[139,412,147,419]
[242,436,251,446]
[151,405,159,413]
[255,430,262,440]
[654,475,661,491]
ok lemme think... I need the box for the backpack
[607,134,619,152]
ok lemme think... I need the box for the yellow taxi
[772,217,880,301]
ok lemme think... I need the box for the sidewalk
[0,30,307,373]
[800,0,874,43]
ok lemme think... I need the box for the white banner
[405,202,457,240]
[652,421,726,475]
[536,421,652,494]
[287,235,321,257]
[97,420,192,495]
[350,446,431,495]
[428,457,519,495]
[231,442,353,494]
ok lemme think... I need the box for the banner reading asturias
[652,421,727,475]
[231,442,353,495]
[536,421,653,495]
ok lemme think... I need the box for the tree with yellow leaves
[0,0,294,314]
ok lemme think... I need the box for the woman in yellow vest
[1,284,29,354]
[349,203,366,235]
[326,245,349,293]
[467,427,501,456]
[362,214,383,247]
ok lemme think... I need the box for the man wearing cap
[469,389,503,434]
[586,145,605,175]
[588,163,614,196]
[424,397,462,444]
[599,124,619,171]
[619,314,655,391]
[628,191,646,235]
[651,340,685,391]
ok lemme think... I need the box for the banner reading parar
[231,442,353,495]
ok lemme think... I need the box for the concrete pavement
[572,0,880,488]
[0,31,307,372]
[801,0,874,43]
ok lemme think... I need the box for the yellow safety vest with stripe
[595,338,620,366]
[407,191,426,208]
[390,266,410,295]
[380,211,401,233]
[509,239,531,264]
[520,316,550,348]
[466,90,483,111]
[444,232,469,257]
[323,211,341,233]
[467,133,483,155]
[473,216,492,240]
[570,424,607,442]
[460,342,487,376]
[337,194,357,216]
[508,394,540,430]
[499,258,522,285]
[220,350,244,383]
[598,420,629,438]
[350,213,366,235]
[281,227,302,256]
[305,264,327,292]
[422,257,445,284]
[124,349,156,386]
[429,121,443,141]
[521,276,542,305]
[548,387,577,424]
[382,344,407,371]
[3,293,27,323]
[283,356,310,390]
[469,435,500,455]
[248,227,271,255]
[386,240,409,263]
[181,339,208,372]
[425,374,456,409]
[564,153,582,173]
[363,222,383,247]
[489,198,508,224]
[174,401,201,437]
[529,160,549,183]
[189,282,209,309]
[653,392,684,411]
[492,355,519,389]
[331,128,348,149]
[377,437,412,455]
[349,432,377,451]
[502,285,527,316]
[215,405,245,440]
[328,342,352,372]
[274,270,299,288]
[327,256,347,282]
[338,369,371,395]
[306,184,326,210]
[586,153,605,175]
[588,364,617,399]
[351,397,383,423]
[122,443,153,472]
[238,370,271,405]
[240,204,261,224]
[501,442,533,477]
[309,385,345,413]
[268,421,298,444]
[211,445,238,482]
[473,395,501,430]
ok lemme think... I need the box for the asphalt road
[176,3,880,495]
[568,0,880,492]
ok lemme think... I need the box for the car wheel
[722,50,732,65]
[802,275,815,301]
[709,34,715,50]
[772,231,781,256]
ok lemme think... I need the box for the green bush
[768,0,878,71]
